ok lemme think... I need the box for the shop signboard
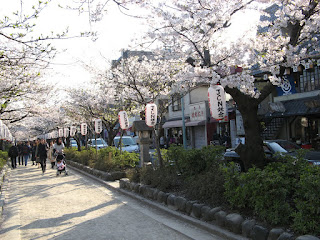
[189,102,207,122]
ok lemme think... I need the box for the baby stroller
[55,153,68,176]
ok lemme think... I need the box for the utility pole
[181,96,187,149]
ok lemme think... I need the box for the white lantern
[52,130,58,139]
[58,128,63,137]
[63,128,69,138]
[118,111,130,130]
[70,126,77,137]
[94,119,103,134]
[80,123,88,136]
[145,103,158,127]
[208,85,227,120]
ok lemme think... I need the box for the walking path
[0,163,225,240]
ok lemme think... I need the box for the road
[0,163,225,240]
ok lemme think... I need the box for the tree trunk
[236,103,266,170]
[153,128,163,168]
[225,86,267,171]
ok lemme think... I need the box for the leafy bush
[185,166,226,206]
[223,154,320,234]
[167,145,225,176]
[0,150,8,170]
[140,166,181,192]
[139,145,225,194]
[152,148,169,166]
[292,166,320,236]
[64,147,139,171]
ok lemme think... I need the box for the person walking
[31,140,37,166]
[8,144,18,169]
[22,142,31,166]
[17,142,23,166]
[53,138,65,156]
[48,140,55,169]
[37,139,48,175]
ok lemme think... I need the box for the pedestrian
[37,139,48,175]
[53,137,65,156]
[35,139,41,168]
[8,144,18,169]
[48,140,55,169]
[17,142,23,166]
[160,136,165,149]
[22,141,31,166]
[31,140,37,166]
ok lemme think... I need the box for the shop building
[162,85,236,149]
[259,58,320,148]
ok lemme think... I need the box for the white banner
[80,123,88,136]
[95,119,103,133]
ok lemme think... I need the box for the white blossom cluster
[139,0,319,98]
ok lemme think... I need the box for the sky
[0,0,149,89]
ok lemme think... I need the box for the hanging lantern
[63,128,70,138]
[118,111,130,130]
[80,123,88,136]
[95,119,103,134]
[70,126,77,137]
[145,103,158,127]
[208,85,227,120]
[58,128,64,138]
[52,130,58,139]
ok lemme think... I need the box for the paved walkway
[0,163,224,240]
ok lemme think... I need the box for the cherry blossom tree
[139,0,320,170]
[64,86,133,147]
[108,54,188,167]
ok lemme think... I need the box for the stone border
[0,163,10,216]
[119,179,320,240]
[66,160,126,181]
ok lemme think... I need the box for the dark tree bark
[225,82,274,170]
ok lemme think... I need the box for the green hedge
[64,147,139,171]
[223,154,320,235]
[0,150,8,170]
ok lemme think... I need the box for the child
[56,159,65,171]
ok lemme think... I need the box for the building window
[171,94,181,111]
[299,66,320,93]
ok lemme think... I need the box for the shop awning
[162,120,184,128]
[185,120,206,127]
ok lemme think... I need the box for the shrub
[167,145,225,176]
[140,166,181,192]
[292,166,320,235]
[0,150,8,170]
[65,146,139,171]
[223,153,320,234]
[185,165,226,206]
[126,168,140,183]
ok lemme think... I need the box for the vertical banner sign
[208,85,227,120]
[118,111,130,130]
[95,119,103,134]
[63,128,69,138]
[145,103,158,127]
[58,128,64,138]
[80,123,88,136]
[70,126,77,137]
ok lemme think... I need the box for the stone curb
[0,163,10,216]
